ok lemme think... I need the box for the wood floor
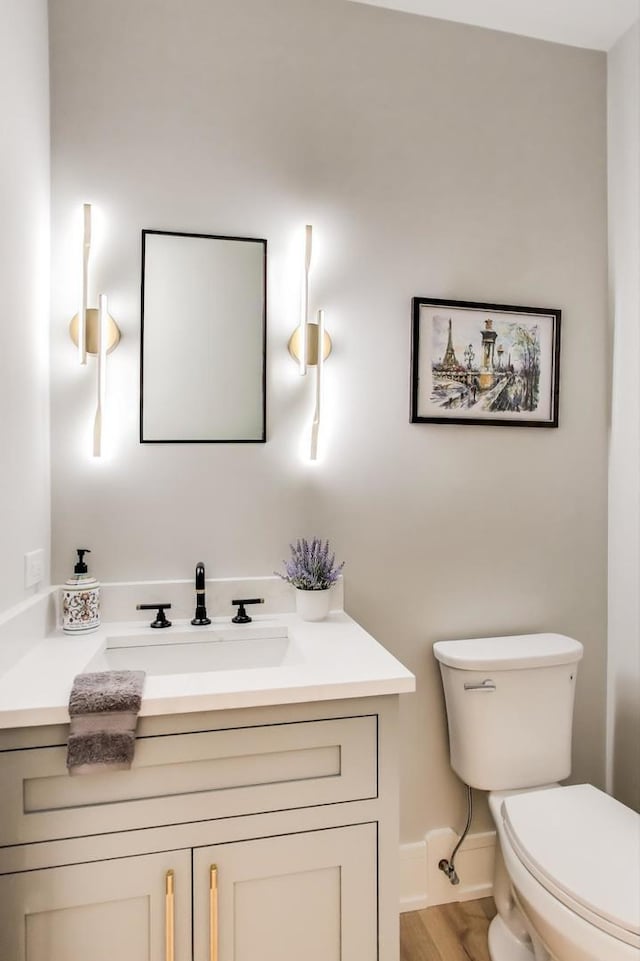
[400,898,496,961]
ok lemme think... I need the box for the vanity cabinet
[0,696,400,961]
[0,826,375,961]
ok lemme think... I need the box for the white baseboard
[400,828,496,912]
[399,841,430,912]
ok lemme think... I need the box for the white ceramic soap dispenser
[62,548,101,634]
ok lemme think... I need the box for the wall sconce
[68,203,121,456]
[288,225,332,460]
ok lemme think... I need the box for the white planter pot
[295,588,331,622]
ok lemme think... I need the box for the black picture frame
[411,297,561,428]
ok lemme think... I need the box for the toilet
[433,633,640,961]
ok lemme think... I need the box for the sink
[88,624,302,676]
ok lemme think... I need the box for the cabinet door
[193,822,377,961]
[0,849,191,961]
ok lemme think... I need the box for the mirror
[140,230,266,443]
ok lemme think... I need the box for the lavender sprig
[275,537,345,591]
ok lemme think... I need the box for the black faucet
[191,562,211,626]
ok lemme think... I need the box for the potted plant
[276,538,345,621]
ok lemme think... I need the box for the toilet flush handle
[463,679,496,691]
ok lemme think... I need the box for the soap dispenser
[62,549,101,634]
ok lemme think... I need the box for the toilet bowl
[432,633,640,961]
[489,785,640,961]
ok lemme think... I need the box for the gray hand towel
[67,670,146,776]
[68,670,145,715]
[67,731,136,774]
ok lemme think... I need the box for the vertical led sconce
[310,307,326,460]
[298,224,312,376]
[69,203,121,456]
[288,225,332,460]
[79,203,90,365]
[93,293,108,456]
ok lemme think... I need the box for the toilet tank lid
[433,633,583,670]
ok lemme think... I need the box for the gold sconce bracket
[70,308,121,355]
[288,322,332,366]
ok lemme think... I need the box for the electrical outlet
[24,549,45,589]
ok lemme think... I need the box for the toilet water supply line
[438,783,473,885]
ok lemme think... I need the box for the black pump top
[74,548,91,574]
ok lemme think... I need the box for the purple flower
[275,538,345,591]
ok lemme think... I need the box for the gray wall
[0,0,50,616]
[49,0,609,841]
[607,19,640,813]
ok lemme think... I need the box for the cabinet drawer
[0,715,377,846]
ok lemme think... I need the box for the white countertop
[0,611,415,729]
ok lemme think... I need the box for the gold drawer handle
[210,864,219,961]
[165,869,175,961]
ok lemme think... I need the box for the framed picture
[411,298,561,428]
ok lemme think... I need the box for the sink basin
[88,624,302,676]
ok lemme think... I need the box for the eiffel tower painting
[441,318,459,369]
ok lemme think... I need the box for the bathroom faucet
[191,562,211,626]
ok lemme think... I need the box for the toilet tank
[433,634,583,791]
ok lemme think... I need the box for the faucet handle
[136,603,172,628]
[231,598,264,624]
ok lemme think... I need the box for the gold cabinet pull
[165,869,175,961]
[210,864,219,961]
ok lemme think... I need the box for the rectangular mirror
[140,230,266,443]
